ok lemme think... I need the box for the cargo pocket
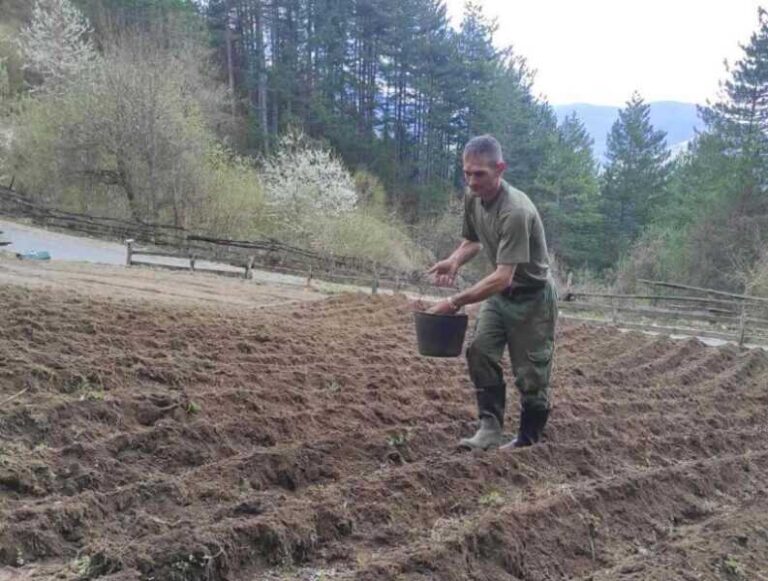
[513,345,553,408]
[526,346,553,390]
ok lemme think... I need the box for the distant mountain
[553,101,704,164]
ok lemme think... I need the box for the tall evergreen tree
[74,0,197,34]
[601,92,670,262]
[655,8,768,290]
[193,0,588,225]
[700,7,768,216]
[453,0,499,143]
[450,3,556,195]
[537,112,603,268]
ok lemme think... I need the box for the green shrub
[305,210,428,271]
[354,169,388,217]
[190,146,269,239]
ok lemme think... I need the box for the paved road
[0,217,336,289]
[0,217,250,274]
[0,218,126,264]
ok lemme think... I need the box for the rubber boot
[500,408,549,450]
[458,415,504,450]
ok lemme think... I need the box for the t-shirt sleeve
[461,195,480,242]
[496,210,531,265]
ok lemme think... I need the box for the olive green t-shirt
[462,180,550,288]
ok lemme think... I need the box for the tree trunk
[255,0,269,151]
[117,156,141,222]
[225,0,237,118]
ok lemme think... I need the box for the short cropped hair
[463,135,504,165]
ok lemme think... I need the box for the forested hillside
[1,0,767,293]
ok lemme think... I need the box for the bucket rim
[414,310,468,320]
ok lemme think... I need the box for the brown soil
[1,277,767,580]
[0,252,324,309]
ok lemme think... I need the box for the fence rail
[7,186,767,344]
[562,280,768,346]
[0,186,442,293]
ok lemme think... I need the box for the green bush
[190,146,269,239]
[3,94,71,202]
[305,210,429,271]
[354,169,388,217]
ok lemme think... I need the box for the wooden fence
[124,238,399,292]
[0,186,441,294]
[0,186,186,245]
[9,186,764,344]
[560,278,768,346]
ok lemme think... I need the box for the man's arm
[450,208,530,308]
[447,239,482,269]
[452,264,515,308]
[427,263,515,315]
[427,239,481,287]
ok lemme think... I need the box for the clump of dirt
[1,283,768,580]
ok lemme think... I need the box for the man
[427,135,558,450]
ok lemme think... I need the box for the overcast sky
[443,0,764,106]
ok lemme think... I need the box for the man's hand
[427,258,459,287]
[427,299,459,315]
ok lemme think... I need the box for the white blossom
[18,0,100,94]
[260,130,357,217]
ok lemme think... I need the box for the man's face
[463,154,506,200]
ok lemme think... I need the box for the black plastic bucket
[414,311,469,357]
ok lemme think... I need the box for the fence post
[738,302,747,346]
[190,255,196,272]
[125,239,134,267]
[371,263,379,295]
[305,264,313,289]
[611,297,619,324]
[245,256,255,280]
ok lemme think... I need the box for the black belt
[501,284,546,299]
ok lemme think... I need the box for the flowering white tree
[17,0,99,94]
[260,130,357,218]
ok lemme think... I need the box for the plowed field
[1,282,767,581]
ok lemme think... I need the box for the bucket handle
[416,270,466,312]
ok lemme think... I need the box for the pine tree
[451,4,556,192]
[194,0,584,225]
[452,1,499,147]
[699,7,768,215]
[537,112,603,268]
[656,8,768,290]
[601,92,670,261]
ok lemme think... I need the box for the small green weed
[722,554,746,579]
[73,376,105,401]
[478,489,505,507]
[387,432,409,447]
[74,555,91,577]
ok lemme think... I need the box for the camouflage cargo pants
[465,278,558,426]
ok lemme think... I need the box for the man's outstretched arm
[427,264,515,315]
[426,239,482,287]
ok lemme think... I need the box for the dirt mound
[1,284,767,580]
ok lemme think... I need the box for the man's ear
[496,161,508,175]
